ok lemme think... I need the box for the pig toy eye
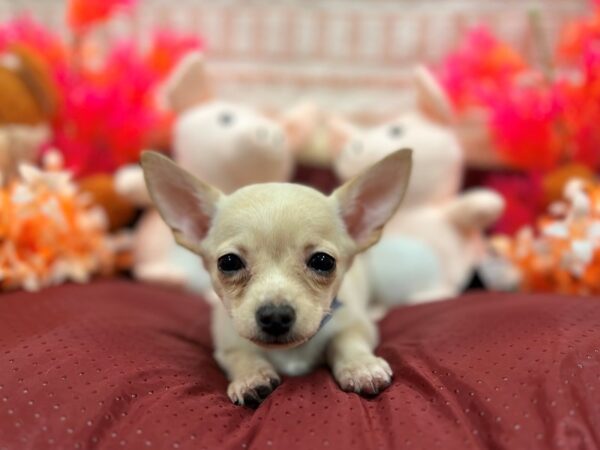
[388,124,403,138]
[218,112,235,126]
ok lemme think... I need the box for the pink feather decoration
[0,17,204,177]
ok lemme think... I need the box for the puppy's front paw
[227,368,280,408]
[333,355,392,395]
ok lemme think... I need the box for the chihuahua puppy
[141,148,412,407]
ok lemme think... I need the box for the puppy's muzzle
[255,304,296,337]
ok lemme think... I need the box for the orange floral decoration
[492,178,600,295]
[0,152,114,291]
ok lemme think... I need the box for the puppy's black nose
[256,304,296,336]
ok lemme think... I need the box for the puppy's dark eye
[307,252,336,274]
[218,254,245,274]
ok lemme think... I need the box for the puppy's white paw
[227,368,280,408]
[333,355,392,395]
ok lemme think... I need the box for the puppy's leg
[212,303,279,408]
[327,321,392,395]
[215,348,280,408]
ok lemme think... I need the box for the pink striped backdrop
[0,0,589,122]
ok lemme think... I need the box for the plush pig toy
[333,67,504,305]
[116,52,294,291]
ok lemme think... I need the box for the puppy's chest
[265,266,369,376]
[265,323,338,376]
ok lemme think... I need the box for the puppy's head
[141,149,412,348]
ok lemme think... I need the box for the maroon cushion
[1,280,599,449]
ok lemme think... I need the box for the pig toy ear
[329,117,358,157]
[414,65,454,125]
[279,102,319,152]
[161,51,212,114]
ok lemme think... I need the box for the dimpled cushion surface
[1,280,599,450]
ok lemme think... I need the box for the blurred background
[0,0,588,119]
[2,0,600,299]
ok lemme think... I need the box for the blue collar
[318,297,343,330]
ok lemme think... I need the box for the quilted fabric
[1,280,599,449]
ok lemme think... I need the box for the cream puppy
[141,149,412,407]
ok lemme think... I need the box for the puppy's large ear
[141,151,222,252]
[332,149,412,250]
